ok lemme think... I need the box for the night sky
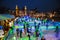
[0,0,60,12]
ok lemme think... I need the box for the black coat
[41,38,46,40]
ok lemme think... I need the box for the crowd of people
[5,16,60,40]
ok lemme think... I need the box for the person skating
[27,26,31,40]
[41,36,46,40]
[16,28,19,37]
[35,26,39,40]
[55,26,59,37]
[20,29,22,38]
[28,33,31,40]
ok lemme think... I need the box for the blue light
[0,26,3,30]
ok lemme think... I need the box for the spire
[24,6,27,15]
[15,5,19,17]
[24,6,27,10]
[16,5,18,10]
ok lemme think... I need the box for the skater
[36,31,40,40]
[35,26,39,40]
[31,26,35,37]
[20,29,22,38]
[41,36,46,40]
[46,22,48,30]
[55,26,59,37]
[27,26,31,40]
[16,28,19,37]
[28,33,31,40]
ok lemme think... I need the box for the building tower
[24,6,27,15]
[16,5,19,17]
